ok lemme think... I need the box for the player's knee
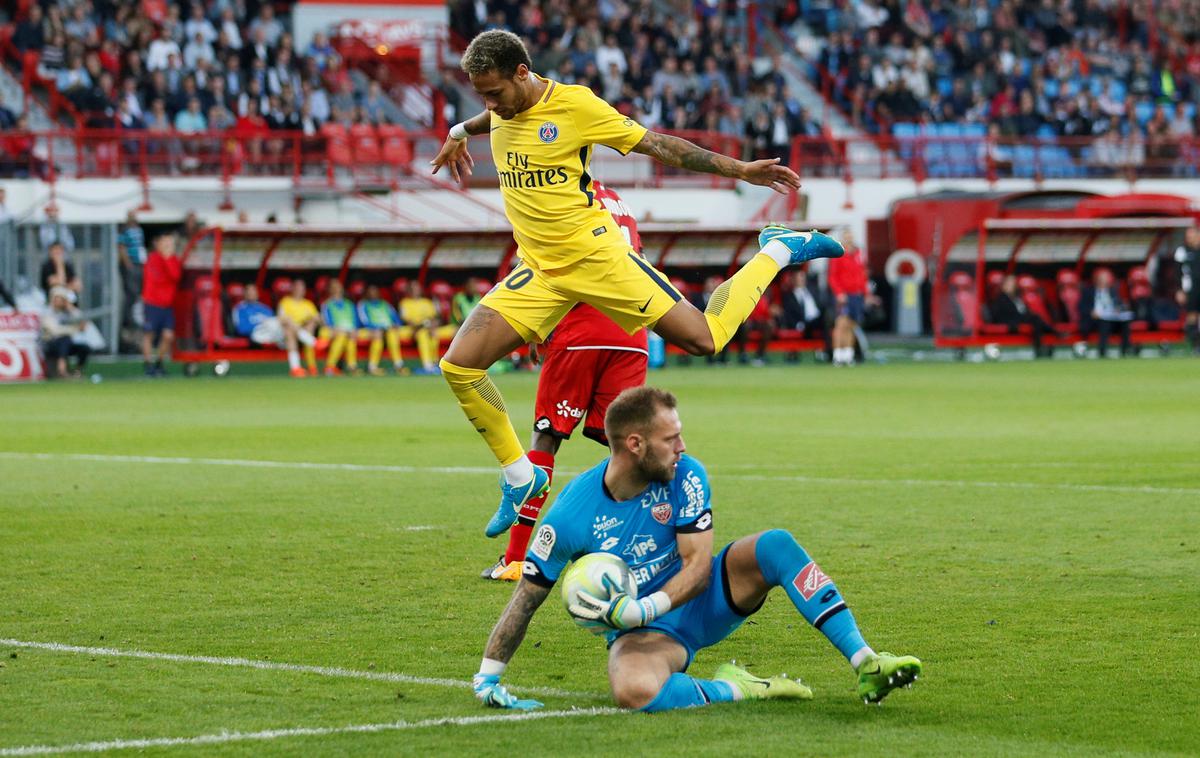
[611,675,662,710]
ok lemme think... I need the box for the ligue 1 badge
[538,121,559,143]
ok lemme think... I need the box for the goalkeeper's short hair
[604,386,678,445]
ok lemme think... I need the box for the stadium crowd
[4,0,395,170]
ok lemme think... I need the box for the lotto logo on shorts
[793,561,833,601]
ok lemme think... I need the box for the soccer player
[141,232,182,377]
[1175,225,1200,353]
[399,280,453,375]
[321,279,360,376]
[828,227,868,367]
[232,283,277,344]
[357,283,407,376]
[482,181,649,580]
[472,386,922,712]
[278,278,319,378]
[430,30,844,535]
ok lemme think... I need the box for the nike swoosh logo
[490,127,501,132]
[638,297,652,313]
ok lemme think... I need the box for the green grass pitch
[1,360,1197,756]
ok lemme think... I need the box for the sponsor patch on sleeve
[531,524,556,561]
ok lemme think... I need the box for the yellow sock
[303,344,316,371]
[386,330,402,364]
[326,333,346,369]
[439,359,525,466]
[345,338,358,368]
[417,329,437,367]
[703,253,781,351]
[369,337,383,368]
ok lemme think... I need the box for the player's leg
[724,530,921,704]
[281,319,306,376]
[440,265,574,534]
[415,327,438,372]
[326,329,347,374]
[607,631,734,711]
[301,319,319,373]
[385,327,405,371]
[345,330,359,372]
[366,328,385,374]
[589,228,842,357]
[157,327,174,375]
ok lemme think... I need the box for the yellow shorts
[480,247,683,342]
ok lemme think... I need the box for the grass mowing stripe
[0,639,605,701]
[0,708,625,756]
[2,451,1197,497]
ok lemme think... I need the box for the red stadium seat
[1017,275,1054,324]
[429,279,454,321]
[272,276,294,302]
[313,274,331,302]
[321,123,352,167]
[225,281,245,306]
[195,276,215,295]
[346,279,366,300]
[391,276,409,301]
[378,126,414,172]
[948,271,977,332]
[350,124,381,165]
[985,269,1006,302]
[475,279,493,296]
[1056,269,1081,327]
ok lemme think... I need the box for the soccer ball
[560,552,639,634]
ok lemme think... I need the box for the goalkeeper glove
[569,589,671,631]
[472,673,543,711]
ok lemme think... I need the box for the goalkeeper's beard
[635,450,676,484]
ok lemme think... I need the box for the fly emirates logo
[498,151,569,189]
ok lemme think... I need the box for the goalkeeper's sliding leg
[441,226,844,537]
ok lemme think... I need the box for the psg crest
[538,122,559,143]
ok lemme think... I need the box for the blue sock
[640,673,736,713]
[755,529,870,663]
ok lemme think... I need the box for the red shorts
[533,347,648,446]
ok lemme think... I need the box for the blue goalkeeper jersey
[232,301,273,337]
[522,454,714,594]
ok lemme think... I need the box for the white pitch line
[1,450,1197,497]
[0,708,624,756]
[0,639,602,701]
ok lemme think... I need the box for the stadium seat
[475,279,494,296]
[320,123,352,167]
[1134,101,1154,125]
[272,276,294,302]
[313,274,331,302]
[1018,275,1055,324]
[1056,269,1081,327]
[985,269,1006,302]
[391,276,409,301]
[347,279,366,300]
[350,123,381,165]
[429,279,455,321]
[195,276,215,295]
[378,125,414,173]
[948,271,977,333]
[226,281,245,307]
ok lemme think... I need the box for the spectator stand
[934,217,1195,351]
[173,223,839,365]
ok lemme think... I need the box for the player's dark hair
[605,386,678,447]
[461,30,532,78]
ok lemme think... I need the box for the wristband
[478,657,506,677]
[645,591,671,620]
[449,122,470,141]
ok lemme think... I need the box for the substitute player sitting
[399,280,455,375]
[357,283,407,376]
[278,278,320,378]
[430,30,845,538]
[472,386,922,713]
[482,181,649,580]
[321,279,361,376]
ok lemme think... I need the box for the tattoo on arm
[631,131,744,179]
[465,111,492,136]
[485,580,552,663]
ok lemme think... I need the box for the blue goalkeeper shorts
[609,543,762,670]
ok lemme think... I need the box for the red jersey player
[482,182,649,581]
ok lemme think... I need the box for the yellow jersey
[488,76,648,270]
[400,297,437,326]
[278,295,318,324]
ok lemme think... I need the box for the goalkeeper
[472,386,921,713]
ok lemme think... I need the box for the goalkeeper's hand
[472,673,543,711]
[569,589,671,631]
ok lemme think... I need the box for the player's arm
[429,111,490,182]
[630,131,802,195]
[655,529,714,609]
[474,578,551,711]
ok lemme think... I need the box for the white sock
[296,329,315,346]
[502,456,534,487]
[287,350,300,370]
[850,646,876,670]
[761,239,793,268]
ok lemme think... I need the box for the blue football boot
[758,225,844,265]
[485,465,550,537]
